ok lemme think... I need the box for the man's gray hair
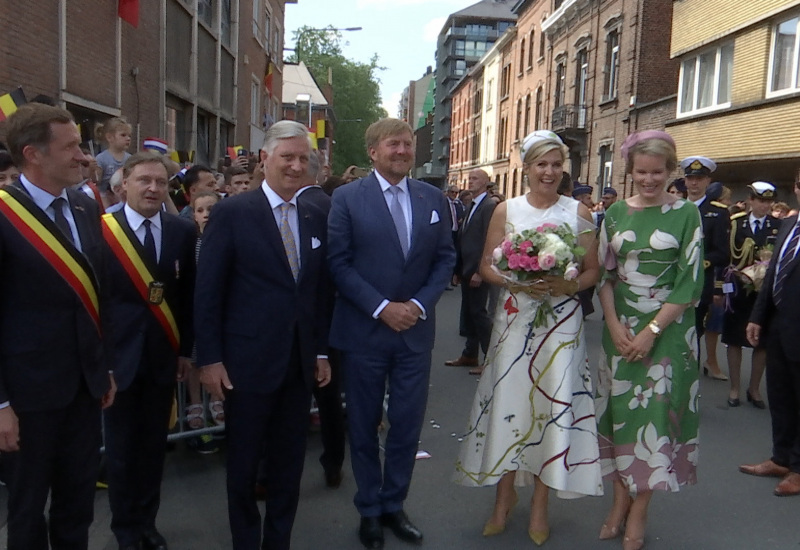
[261,120,312,155]
[308,150,320,178]
[109,168,124,191]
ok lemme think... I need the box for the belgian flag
[0,88,27,122]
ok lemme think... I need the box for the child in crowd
[0,151,19,188]
[185,191,222,454]
[95,117,132,207]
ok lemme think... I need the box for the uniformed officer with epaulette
[680,156,730,353]
[722,181,780,408]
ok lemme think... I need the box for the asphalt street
[0,289,796,549]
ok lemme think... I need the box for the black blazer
[297,185,332,214]
[104,210,196,391]
[750,215,800,356]
[0,181,110,411]
[456,194,497,279]
[699,199,730,302]
[195,187,330,394]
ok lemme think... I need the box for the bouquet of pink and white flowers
[492,222,586,327]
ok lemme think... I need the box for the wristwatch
[647,320,662,336]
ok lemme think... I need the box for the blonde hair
[365,119,413,151]
[95,116,131,142]
[624,138,677,174]
[522,138,568,165]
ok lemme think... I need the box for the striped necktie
[774,224,800,306]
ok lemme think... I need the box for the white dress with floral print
[595,199,703,494]
[454,195,603,498]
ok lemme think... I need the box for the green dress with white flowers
[595,198,704,493]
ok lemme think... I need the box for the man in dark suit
[740,176,800,496]
[0,103,115,549]
[328,118,456,549]
[102,152,196,550]
[297,152,346,489]
[195,120,331,550]
[445,168,496,374]
[681,156,729,344]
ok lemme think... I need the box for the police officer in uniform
[722,182,780,408]
[680,156,730,360]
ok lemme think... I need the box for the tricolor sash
[101,213,180,352]
[0,187,100,331]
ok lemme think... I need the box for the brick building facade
[0,0,290,167]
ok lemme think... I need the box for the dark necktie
[143,219,157,265]
[465,202,476,227]
[774,224,800,306]
[753,219,761,234]
[388,186,409,258]
[50,197,74,244]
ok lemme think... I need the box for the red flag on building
[264,62,274,97]
[119,0,139,28]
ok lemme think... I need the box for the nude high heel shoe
[482,492,519,537]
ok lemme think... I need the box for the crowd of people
[1,100,799,550]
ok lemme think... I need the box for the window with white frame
[679,42,733,114]
[598,145,612,187]
[251,80,260,126]
[769,16,800,95]
[603,30,620,100]
[252,0,260,38]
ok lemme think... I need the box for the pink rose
[518,255,532,271]
[507,253,521,270]
[518,240,533,254]
[539,253,556,270]
[565,265,580,280]
[502,240,514,256]
[529,256,540,271]
[537,223,558,231]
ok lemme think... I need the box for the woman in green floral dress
[595,131,703,550]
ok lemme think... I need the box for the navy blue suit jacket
[194,187,330,394]
[327,173,456,353]
[104,210,196,391]
[0,181,111,411]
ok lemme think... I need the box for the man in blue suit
[328,118,456,549]
[195,120,331,550]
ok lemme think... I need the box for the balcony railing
[551,104,587,132]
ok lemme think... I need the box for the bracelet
[647,320,662,336]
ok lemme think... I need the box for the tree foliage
[287,26,387,175]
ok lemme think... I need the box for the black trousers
[5,384,101,550]
[313,347,345,476]
[460,281,493,359]
[766,340,800,473]
[226,343,311,550]
[104,372,175,546]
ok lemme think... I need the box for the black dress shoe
[727,397,740,407]
[359,517,384,549]
[325,469,343,488]
[142,529,168,550]
[381,510,423,544]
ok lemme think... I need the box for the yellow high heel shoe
[482,492,519,536]
[528,527,550,546]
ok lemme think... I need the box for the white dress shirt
[371,171,426,320]
[261,180,301,270]
[124,203,162,262]
[19,174,83,252]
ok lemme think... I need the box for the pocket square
[430,210,440,224]
[311,237,321,250]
